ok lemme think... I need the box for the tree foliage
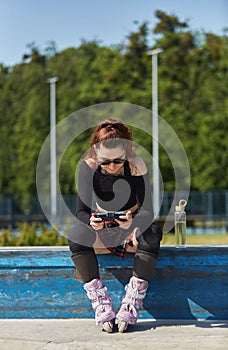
[0,10,227,208]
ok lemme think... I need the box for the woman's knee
[68,240,94,255]
[137,222,162,256]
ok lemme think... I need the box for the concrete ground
[0,319,227,350]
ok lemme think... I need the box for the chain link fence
[0,191,228,230]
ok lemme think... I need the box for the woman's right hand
[89,213,104,230]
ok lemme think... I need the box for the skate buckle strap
[125,284,146,300]
[126,303,138,318]
[116,301,138,325]
[92,296,112,309]
[86,286,113,310]
[86,285,108,300]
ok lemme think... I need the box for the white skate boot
[116,276,148,332]
[84,278,116,333]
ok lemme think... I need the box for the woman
[68,119,162,333]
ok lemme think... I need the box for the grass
[161,233,228,245]
[0,222,228,246]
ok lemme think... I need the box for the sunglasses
[99,158,125,166]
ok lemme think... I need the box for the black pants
[69,222,162,283]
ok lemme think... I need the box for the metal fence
[160,190,228,220]
[0,190,227,228]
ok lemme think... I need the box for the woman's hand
[115,210,132,230]
[89,213,104,230]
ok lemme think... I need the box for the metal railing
[0,190,227,228]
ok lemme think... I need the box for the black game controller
[95,211,127,221]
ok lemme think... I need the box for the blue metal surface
[0,246,227,320]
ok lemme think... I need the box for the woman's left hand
[115,210,132,229]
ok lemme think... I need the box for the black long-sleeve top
[76,160,154,233]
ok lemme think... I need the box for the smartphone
[95,211,127,221]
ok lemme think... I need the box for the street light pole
[47,76,59,218]
[147,48,163,218]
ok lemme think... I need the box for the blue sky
[1,0,227,66]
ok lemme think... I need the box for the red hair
[86,119,135,159]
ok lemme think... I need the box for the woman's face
[95,144,126,175]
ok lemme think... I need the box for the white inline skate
[115,276,148,333]
[84,278,116,333]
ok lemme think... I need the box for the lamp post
[147,48,163,218]
[47,76,58,218]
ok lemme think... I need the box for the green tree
[190,33,228,189]
[0,11,227,209]
[153,11,228,190]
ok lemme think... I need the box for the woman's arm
[132,157,155,229]
[76,161,93,224]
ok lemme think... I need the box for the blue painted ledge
[0,246,227,320]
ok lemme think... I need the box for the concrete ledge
[0,246,228,320]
